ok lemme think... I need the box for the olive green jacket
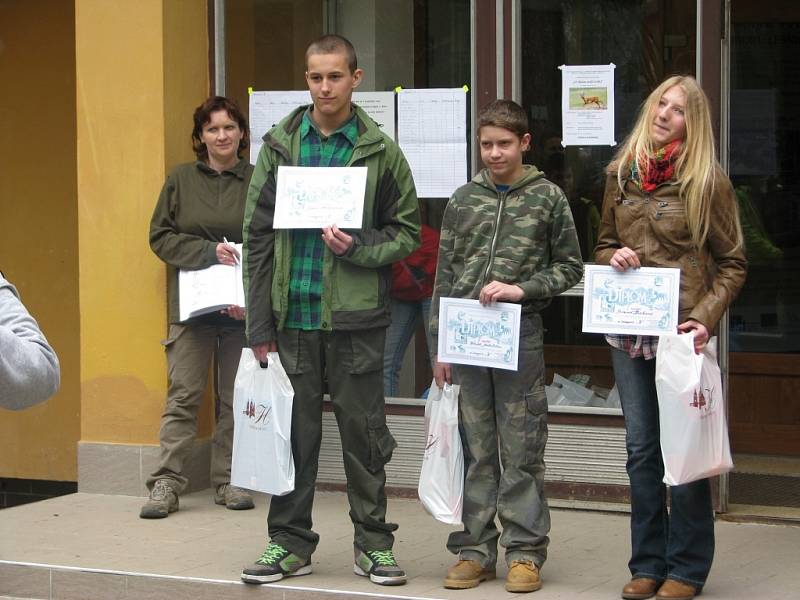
[243,105,420,346]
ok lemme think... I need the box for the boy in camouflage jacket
[430,100,583,593]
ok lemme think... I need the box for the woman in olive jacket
[594,76,746,600]
[142,97,255,519]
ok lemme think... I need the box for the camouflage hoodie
[430,165,583,352]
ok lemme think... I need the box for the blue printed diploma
[437,298,521,371]
[581,265,680,336]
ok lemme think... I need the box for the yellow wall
[0,1,81,480]
[76,0,211,445]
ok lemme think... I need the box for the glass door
[726,1,800,517]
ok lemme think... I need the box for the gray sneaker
[139,479,178,519]
[241,541,312,584]
[353,546,407,586]
[214,484,254,510]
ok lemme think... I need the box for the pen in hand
[222,237,240,265]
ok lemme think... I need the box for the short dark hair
[305,34,358,73]
[191,96,249,160]
[477,99,529,139]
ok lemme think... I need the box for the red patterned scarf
[631,140,681,192]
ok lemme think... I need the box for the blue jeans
[383,297,433,397]
[611,348,715,589]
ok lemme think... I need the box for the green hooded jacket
[243,104,420,346]
[430,165,584,351]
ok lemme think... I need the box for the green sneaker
[353,546,407,586]
[241,541,311,584]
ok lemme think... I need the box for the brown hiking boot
[214,484,254,510]
[139,479,178,519]
[505,560,542,593]
[443,559,496,589]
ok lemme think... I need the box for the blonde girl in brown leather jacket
[594,76,746,600]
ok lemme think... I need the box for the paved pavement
[1,489,798,599]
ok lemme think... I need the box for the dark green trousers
[447,314,551,568]
[269,327,398,559]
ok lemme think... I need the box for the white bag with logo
[231,349,295,496]
[655,334,733,486]
[418,381,463,524]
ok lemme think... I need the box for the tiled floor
[1,489,799,599]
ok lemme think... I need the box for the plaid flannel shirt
[285,109,358,330]
[605,334,659,360]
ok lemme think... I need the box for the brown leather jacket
[594,163,747,331]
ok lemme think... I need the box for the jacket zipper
[483,188,507,285]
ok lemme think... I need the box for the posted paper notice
[560,64,616,146]
[248,90,396,164]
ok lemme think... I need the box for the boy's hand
[479,281,524,305]
[433,358,451,389]
[251,341,278,362]
[321,225,353,256]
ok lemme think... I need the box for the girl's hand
[677,319,709,354]
[609,247,641,272]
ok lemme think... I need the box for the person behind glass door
[143,96,255,519]
[594,76,746,600]
[383,201,439,398]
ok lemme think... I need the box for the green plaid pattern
[286,109,358,329]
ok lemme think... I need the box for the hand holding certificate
[437,298,521,371]
[274,166,367,229]
[582,265,680,336]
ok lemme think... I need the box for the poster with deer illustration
[559,63,616,146]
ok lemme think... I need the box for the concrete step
[2,490,799,599]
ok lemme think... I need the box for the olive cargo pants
[268,327,398,559]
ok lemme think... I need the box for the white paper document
[351,91,396,140]
[559,64,616,146]
[179,243,245,322]
[398,88,468,198]
[437,298,521,371]
[248,91,311,164]
[582,265,680,336]
[273,166,368,229]
[248,90,396,164]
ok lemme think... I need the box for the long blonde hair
[613,75,728,249]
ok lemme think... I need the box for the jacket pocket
[488,256,522,284]
[367,412,397,473]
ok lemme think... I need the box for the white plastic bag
[655,334,733,486]
[231,349,295,496]
[418,381,463,524]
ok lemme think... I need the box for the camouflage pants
[447,313,550,568]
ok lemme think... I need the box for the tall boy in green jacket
[430,100,583,593]
[241,34,420,587]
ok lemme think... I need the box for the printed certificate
[582,265,681,336]
[273,166,367,229]
[437,298,521,371]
